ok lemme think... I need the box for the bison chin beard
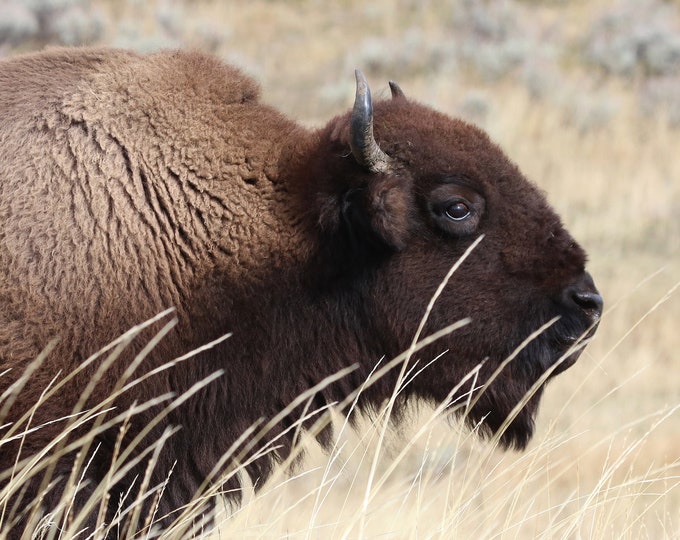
[452,327,593,450]
[460,384,544,451]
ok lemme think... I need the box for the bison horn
[389,80,405,99]
[350,69,390,173]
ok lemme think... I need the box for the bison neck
[162,267,401,496]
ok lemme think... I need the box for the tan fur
[0,49,313,472]
[0,48,302,365]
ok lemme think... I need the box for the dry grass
[1,0,679,538]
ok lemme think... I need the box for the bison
[0,47,602,536]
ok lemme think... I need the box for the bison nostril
[570,290,604,320]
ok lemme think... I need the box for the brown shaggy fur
[0,48,601,536]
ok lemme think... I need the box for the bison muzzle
[0,48,602,536]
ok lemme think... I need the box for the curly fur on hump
[0,48,601,536]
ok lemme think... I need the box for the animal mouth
[548,319,600,377]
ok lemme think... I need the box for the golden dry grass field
[1,0,679,538]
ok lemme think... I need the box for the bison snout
[561,273,603,325]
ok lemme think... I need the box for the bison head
[304,71,602,449]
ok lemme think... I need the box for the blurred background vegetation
[2,0,680,126]
[1,0,679,537]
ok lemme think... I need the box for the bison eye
[428,184,483,236]
[445,201,471,221]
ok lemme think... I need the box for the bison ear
[364,175,412,250]
[335,174,413,253]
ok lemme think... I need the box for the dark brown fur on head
[297,94,600,448]
[0,49,601,536]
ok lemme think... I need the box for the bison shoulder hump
[152,49,261,105]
